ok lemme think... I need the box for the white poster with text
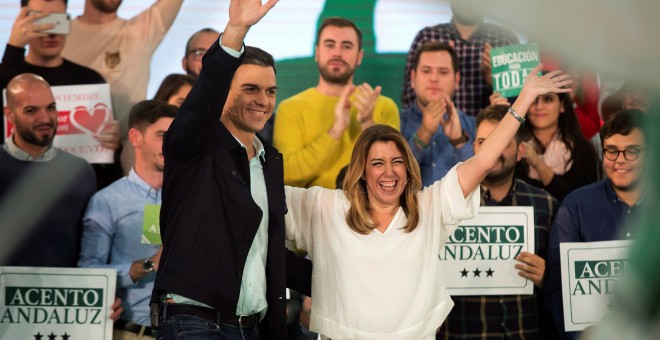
[0,267,116,339]
[440,206,535,295]
[4,84,114,163]
[560,240,632,331]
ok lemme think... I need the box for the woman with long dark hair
[515,91,599,201]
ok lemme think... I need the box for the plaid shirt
[403,19,519,116]
[438,179,559,340]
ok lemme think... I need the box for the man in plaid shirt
[438,105,558,339]
[402,1,519,117]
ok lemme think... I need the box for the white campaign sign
[440,206,535,295]
[0,267,116,339]
[560,240,632,331]
[3,84,114,163]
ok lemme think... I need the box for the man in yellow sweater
[274,17,400,189]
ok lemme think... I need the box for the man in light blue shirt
[401,41,476,186]
[79,100,177,339]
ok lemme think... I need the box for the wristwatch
[143,258,156,273]
[449,130,469,146]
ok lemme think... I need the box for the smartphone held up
[29,10,70,35]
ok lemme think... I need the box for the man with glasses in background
[181,28,219,78]
[545,109,646,339]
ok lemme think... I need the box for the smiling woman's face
[364,140,408,209]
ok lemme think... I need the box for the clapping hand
[354,83,381,131]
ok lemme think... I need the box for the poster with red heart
[3,84,114,163]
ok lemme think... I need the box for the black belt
[160,303,259,329]
[113,319,156,337]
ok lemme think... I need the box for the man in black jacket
[152,0,311,339]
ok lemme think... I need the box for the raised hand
[328,85,355,140]
[228,0,279,28]
[9,7,54,48]
[223,0,279,50]
[520,64,573,99]
[515,251,546,288]
[354,83,381,131]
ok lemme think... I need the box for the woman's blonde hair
[342,125,422,234]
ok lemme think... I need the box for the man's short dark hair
[316,17,363,50]
[128,100,178,132]
[21,0,67,7]
[599,109,644,148]
[412,41,459,73]
[476,104,523,143]
[184,28,220,56]
[241,46,276,75]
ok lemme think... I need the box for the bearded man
[273,17,400,189]
[0,73,96,267]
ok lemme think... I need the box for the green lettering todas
[492,69,530,90]
[6,287,103,307]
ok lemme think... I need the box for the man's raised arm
[163,0,278,162]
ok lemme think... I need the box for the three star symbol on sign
[33,332,70,340]
[460,267,495,278]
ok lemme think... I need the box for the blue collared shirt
[400,101,476,187]
[78,169,161,326]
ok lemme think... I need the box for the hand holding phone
[8,7,69,48]
[29,10,70,35]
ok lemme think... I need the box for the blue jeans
[156,315,260,340]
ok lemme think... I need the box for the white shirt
[285,165,479,339]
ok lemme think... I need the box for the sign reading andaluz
[0,267,116,339]
[3,84,115,163]
[440,206,535,295]
[560,240,632,331]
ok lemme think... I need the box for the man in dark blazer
[152,0,311,339]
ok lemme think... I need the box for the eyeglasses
[187,48,207,61]
[603,147,644,161]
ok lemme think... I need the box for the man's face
[474,119,521,183]
[603,128,645,193]
[27,0,67,60]
[132,117,173,172]
[223,64,276,134]
[182,31,219,78]
[5,82,58,148]
[315,25,363,85]
[410,50,459,106]
[90,0,122,14]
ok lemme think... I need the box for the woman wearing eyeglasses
[514,89,599,201]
